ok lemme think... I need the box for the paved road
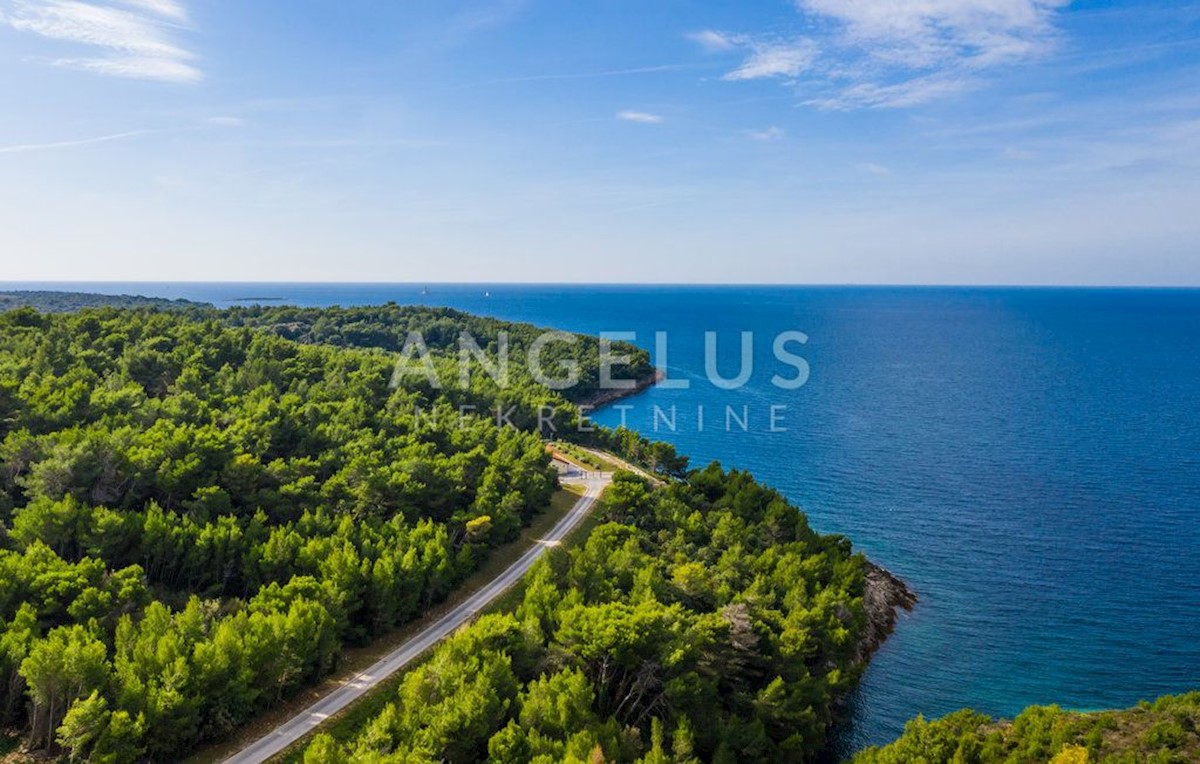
[578,446,662,484]
[222,475,610,764]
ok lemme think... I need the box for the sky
[0,0,1198,285]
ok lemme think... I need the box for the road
[577,446,663,485]
[221,474,609,764]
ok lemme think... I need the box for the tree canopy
[0,305,587,760]
[305,465,876,763]
[0,302,839,762]
[853,692,1200,764]
[0,291,210,314]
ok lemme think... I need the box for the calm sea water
[7,283,1200,754]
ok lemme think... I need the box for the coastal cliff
[856,561,918,666]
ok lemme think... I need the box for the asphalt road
[221,474,609,764]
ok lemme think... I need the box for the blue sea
[7,282,1200,755]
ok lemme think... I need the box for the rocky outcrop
[575,368,665,409]
[854,562,917,666]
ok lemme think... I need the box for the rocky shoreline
[855,561,918,666]
[575,367,665,410]
[580,370,917,670]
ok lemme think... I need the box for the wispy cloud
[687,29,738,52]
[117,0,187,22]
[0,117,239,156]
[800,0,1068,69]
[617,110,664,124]
[859,161,892,176]
[806,73,975,110]
[0,129,152,155]
[452,0,527,31]
[691,0,1070,108]
[746,126,785,141]
[724,39,818,81]
[1,0,200,83]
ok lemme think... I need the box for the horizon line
[3,280,1200,291]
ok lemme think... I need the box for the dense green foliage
[0,306,577,760]
[220,303,687,476]
[304,466,873,763]
[0,291,210,313]
[1,298,684,478]
[223,303,657,407]
[855,692,1200,764]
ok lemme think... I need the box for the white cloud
[746,126,785,141]
[723,39,818,81]
[0,129,152,155]
[53,54,197,82]
[858,161,892,176]
[687,29,737,52]
[709,0,1070,108]
[807,74,975,109]
[617,110,664,124]
[206,116,245,127]
[799,0,1068,69]
[1,0,200,83]
[117,0,187,22]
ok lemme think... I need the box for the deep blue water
[7,282,1200,754]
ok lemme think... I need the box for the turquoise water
[8,283,1200,754]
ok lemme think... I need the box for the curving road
[221,474,609,764]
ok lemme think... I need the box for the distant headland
[0,290,212,312]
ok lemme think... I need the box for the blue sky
[1,0,1198,284]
